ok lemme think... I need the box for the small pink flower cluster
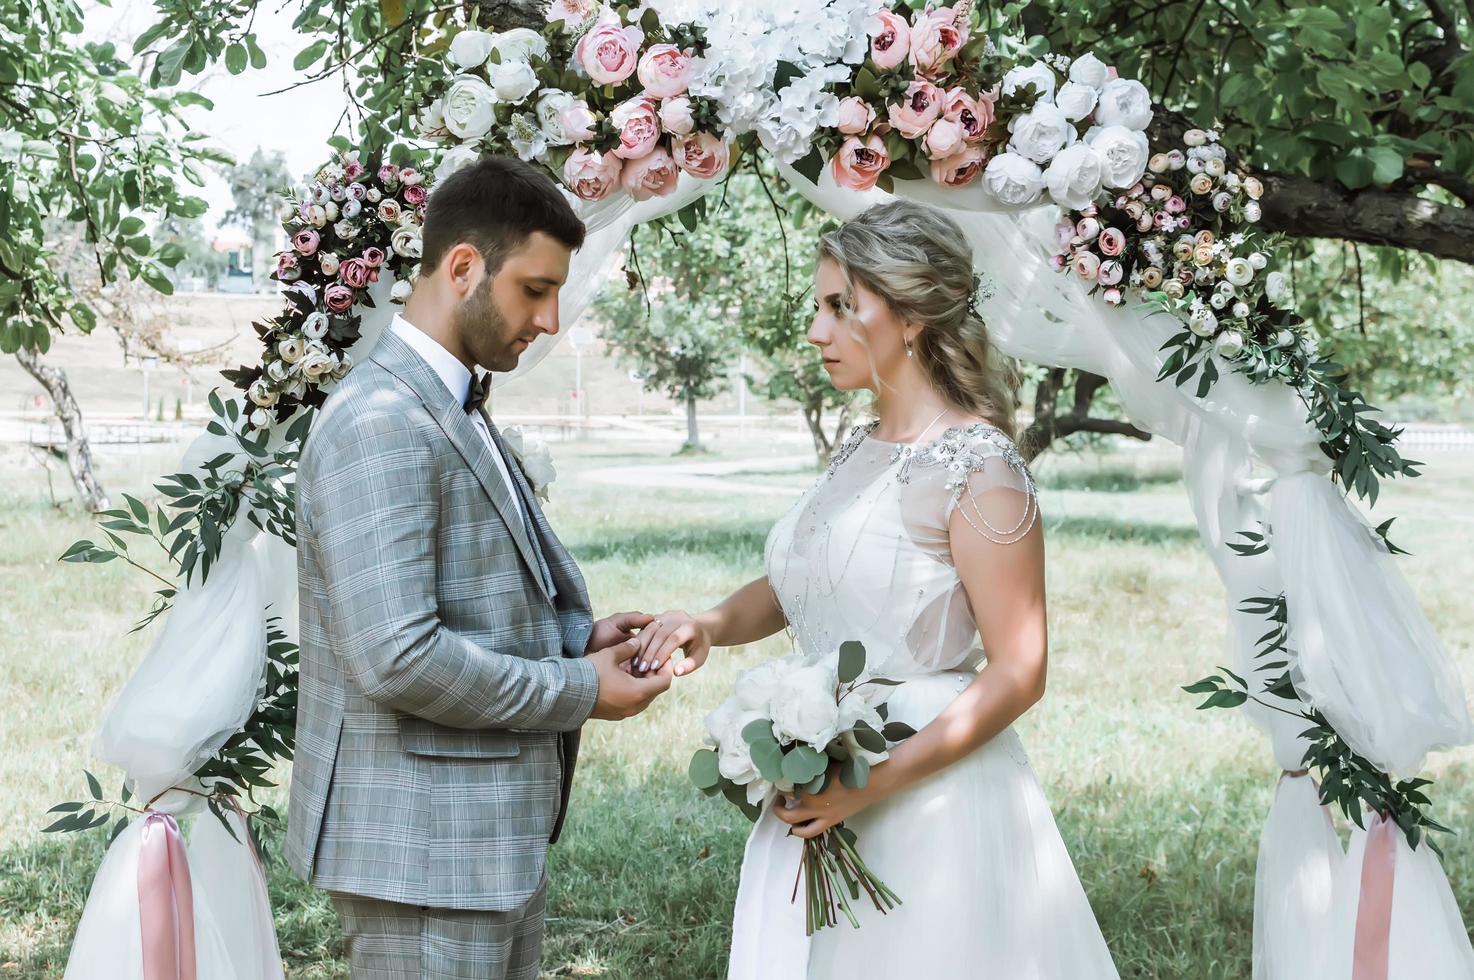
[240,152,432,428]
[559,8,729,202]
[830,5,996,191]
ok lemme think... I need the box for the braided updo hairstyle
[817,199,1020,436]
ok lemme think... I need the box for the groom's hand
[586,611,654,655]
[588,637,671,721]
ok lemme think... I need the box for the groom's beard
[453,276,521,373]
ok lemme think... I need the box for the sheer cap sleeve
[936,424,1039,545]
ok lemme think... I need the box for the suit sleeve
[303,407,599,731]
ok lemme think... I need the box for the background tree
[2,0,230,510]
[221,147,294,277]
[597,246,741,453]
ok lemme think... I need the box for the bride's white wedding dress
[728,421,1119,979]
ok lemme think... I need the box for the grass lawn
[3,431,1473,979]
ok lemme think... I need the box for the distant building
[212,228,258,293]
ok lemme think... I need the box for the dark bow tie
[464,370,490,414]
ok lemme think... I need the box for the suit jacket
[285,329,599,912]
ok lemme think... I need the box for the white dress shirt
[389,314,527,525]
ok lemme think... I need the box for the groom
[287,154,671,978]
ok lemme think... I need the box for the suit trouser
[329,873,548,980]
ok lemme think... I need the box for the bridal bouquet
[689,641,915,933]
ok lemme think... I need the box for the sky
[83,0,353,235]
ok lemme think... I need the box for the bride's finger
[647,624,692,673]
[636,619,678,672]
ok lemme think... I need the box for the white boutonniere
[501,425,557,501]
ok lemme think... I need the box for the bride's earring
[905,334,914,358]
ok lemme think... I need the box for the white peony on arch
[55,1,1474,977]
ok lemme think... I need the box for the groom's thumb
[603,636,641,664]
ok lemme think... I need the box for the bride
[631,199,1118,978]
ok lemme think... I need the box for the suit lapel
[370,332,552,605]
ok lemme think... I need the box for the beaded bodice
[764,420,1038,677]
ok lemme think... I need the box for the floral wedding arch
[53,1,1474,977]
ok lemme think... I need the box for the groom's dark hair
[419,155,585,277]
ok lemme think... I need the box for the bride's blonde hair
[817,200,1020,437]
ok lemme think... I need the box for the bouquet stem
[794,826,901,934]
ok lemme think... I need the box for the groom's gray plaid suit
[287,328,600,975]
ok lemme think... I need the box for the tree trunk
[684,392,701,450]
[471,0,545,29]
[1020,369,1152,462]
[801,395,828,461]
[14,347,110,512]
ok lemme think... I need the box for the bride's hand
[631,610,711,677]
[772,768,880,839]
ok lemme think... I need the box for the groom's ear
[441,243,487,299]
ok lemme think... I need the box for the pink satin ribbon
[137,811,197,980]
[1352,811,1398,980]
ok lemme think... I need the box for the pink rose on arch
[1153,210,1175,231]
[1050,253,1067,272]
[1076,216,1100,240]
[362,247,386,268]
[658,96,694,136]
[620,146,680,201]
[1098,259,1124,286]
[574,20,642,86]
[339,258,372,290]
[610,96,662,160]
[347,182,368,201]
[324,284,355,313]
[923,118,964,159]
[1097,228,1126,256]
[671,132,729,180]
[1165,195,1187,214]
[886,78,943,139]
[1054,218,1076,250]
[929,146,985,188]
[560,101,598,142]
[563,147,622,201]
[378,163,399,184]
[636,44,693,99]
[378,199,403,224]
[276,252,301,281]
[836,97,876,136]
[292,229,321,257]
[403,184,428,206]
[942,87,990,143]
[1073,251,1101,282]
[1103,287,1124,305]
[867,10,910,70]
[343,158,365,180]
[832,134,891,191]
[909,6,968,78]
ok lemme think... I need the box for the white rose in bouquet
[1008,102,1074,164]
[492,61,540,104]
[490,27,548,64]
[443,75,498,140]
[770,664,842,748]
[449,29,495,70]
[1001,61,1056,102]
[1044,143,1104,210]
[535,90,578,145]
[1265,270,1291,306]
[734,656,799,713]
[1067,52,1110,90]
[1086,125,1149,188]
[1094,78,1153,130]
[435,142,481,184]
[983,152,1045,208]
[1054,80,1098,121]
[1214,331,1245,358]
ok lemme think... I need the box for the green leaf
[1336,154,1375,190]
[139,264,174,296]
[751,738,785,782]
[741,718,775,743]
[225,42,247,74]
[293,39,329,72]
[840,754,870,789]
[1365,147,1404,185]
[245,34,267,70]
[792,148,824,184]
[837,640,865,685]
[85,770,103,800]
[781,744,828,785]
[881,722,916,741]
[851,721,886,754]
[688,749,720,790]
[46,801,85,814]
